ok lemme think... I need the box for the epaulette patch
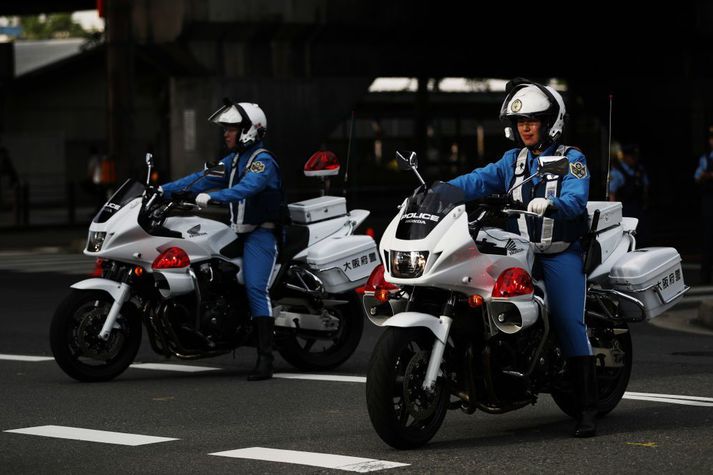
[570,161,588,179]
[249,161,266,173]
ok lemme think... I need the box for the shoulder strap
[511,148,530,240]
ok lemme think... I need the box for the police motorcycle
[362,151,688,449]
[50,152,380,382]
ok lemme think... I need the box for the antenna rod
[605,94,613,200]
[343,110,355,196]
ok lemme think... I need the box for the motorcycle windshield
[93,179,145,223]
[395,181,465,240]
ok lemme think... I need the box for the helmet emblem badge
[511,99,522,113]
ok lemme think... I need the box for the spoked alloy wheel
[278,297,364,371]
[366,327,449,449]
[551,321,633,418]
[50,289,142,382]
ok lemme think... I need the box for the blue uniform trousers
[533,241,592,357]
[242,228,278,318]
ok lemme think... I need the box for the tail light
[492,267,534,298]
[356,264,399,295]
[152,247,190,269]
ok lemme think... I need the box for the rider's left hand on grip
[527,198,551,217]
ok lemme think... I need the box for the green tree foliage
[19,14,90,40]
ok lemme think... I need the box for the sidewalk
[0,224,87,253]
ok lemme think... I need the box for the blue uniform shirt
[609,160,649,194]
[161,141,282,227]
[448,143,589,221]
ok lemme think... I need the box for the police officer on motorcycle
[160,100,282,381]
[448,78,598,437]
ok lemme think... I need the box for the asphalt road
[2,258,713,474]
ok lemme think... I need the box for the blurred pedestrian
[86,145,105,208]
[694,126,713,284]
[609,143,650,246]
[0,146,18,209]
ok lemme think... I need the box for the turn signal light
[363,264,399,293]
[467,294,484,308]
[152,247,190,269]
[375,287,391,303]
[133,266,144,277]
[492,267,534,298]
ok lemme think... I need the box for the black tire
[551,322,633,418]
[278,296,364,371]
[50,289,142,382]
[366,327,449,449]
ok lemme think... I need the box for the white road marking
[625,391,713,403]
[130,363,220,372]
[0,354,54,362]
[624,392,713,407]
[209,447,408,472]
[273,373,366,383]
[4,425,178,446]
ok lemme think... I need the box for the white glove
[527,197,551,216]
[196,193,211,208]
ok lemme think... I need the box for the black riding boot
[247,317,274,381]
[569,355,598,438]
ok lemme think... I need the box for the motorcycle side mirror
[396,151,425,186]
[396,150,418,171]
[205,162,226,178]
[145,153,154,185]
[507,156,571,196]
[537,156,569,177]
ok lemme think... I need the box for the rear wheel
[551,321,632,418]
[366,327,449,449]
[277,296,364,371]
[50,289,142,382]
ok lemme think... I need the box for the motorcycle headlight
[390,251,429,278]
[86,231,107,252]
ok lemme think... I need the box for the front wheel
[366,327,449,449]
[277,295,364,371]
[551,321,633,418]
[50,289,142,382]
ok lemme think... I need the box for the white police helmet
[208,100,267,149]
[499,79,566,148]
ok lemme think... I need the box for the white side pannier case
[608,247,688,320]
[288,196,347,224]
[307,235,380,293]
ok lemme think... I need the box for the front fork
[422,294,457,392]
[98,283,131,340]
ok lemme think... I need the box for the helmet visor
[208,104,244,126]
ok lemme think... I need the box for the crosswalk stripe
[209,447,409,472]
[4,425,179,446]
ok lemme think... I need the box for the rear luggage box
[608,247,688,320]
[288,196,347,224]
[587,201,623,232]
